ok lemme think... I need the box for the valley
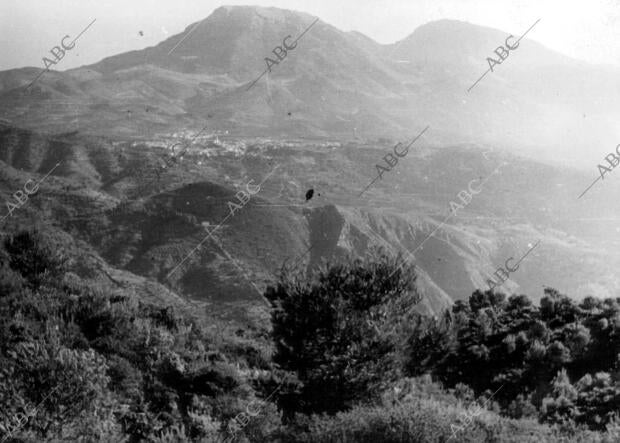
[1,121,619,322]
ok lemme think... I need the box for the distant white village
[129,129,343,158]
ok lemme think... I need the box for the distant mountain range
[1,6,619,169]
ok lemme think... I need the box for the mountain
[1,6,619,319]
[1,7,619,169]
[5,8,620,442]
[2,119,620,321]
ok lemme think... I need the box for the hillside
[1,230,619,442]
[2,122,620,318]
[3,5,620,442]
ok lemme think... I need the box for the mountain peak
[210,4,316,23]
[90,4,319,77]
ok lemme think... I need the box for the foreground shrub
[266,251,420,417]
[276,397,613,443]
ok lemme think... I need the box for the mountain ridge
[0,6,617,170]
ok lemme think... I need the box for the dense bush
[2,229,620,441]
[0,231,279,442]
[409,288,620,430]
[276,395,611,442]
[271,375,620,442]
[265,251,420,417]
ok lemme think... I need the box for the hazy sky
[1,0,619,71]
